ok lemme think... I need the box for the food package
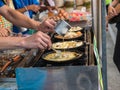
[69,10,91,21]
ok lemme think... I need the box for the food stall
[0,0,107,90]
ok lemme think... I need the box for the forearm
[7,8,40,30]
[0,5,40,30]
[0,37,25,50]
[109,0,119,7]
[16,5,33,13]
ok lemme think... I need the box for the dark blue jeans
[113,23,120,72]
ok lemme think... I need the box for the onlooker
[0,0,56,50]
[107,0,120,72]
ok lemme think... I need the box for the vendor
[0,0,56,50]
[13,0,40,35]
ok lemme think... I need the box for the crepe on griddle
[43,51,80,61]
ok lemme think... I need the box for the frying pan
[52,40,84,50]
[42,51,83,63]
[54,31,83,41]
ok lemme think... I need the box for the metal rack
[92,0,107,90]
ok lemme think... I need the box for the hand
[0,27,11,37]
[39,6,58,12]
[20,31,52,50]
[28,5,40,13]
[38,18,56,33]
[47,6,58,12]
[108,6,117,19]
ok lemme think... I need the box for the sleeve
[0,0,5,7]
[32,0,40,5]
[13,0,24,9]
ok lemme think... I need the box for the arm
[16,5,40,13]
[0,31,52,50]
[0,36,24,49]
[0,5,40,30]
[109,0,119,7]
[0,5,56,50]
[0,5,56,32]
[107,0,119,19]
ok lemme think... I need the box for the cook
[0,0,56,50]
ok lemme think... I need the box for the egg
[58,13,62,17]
[60,16,65,20]
[64,14,69,19]
[56,16,60,20]
[62,12,67,17]
[60,9,65,14]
